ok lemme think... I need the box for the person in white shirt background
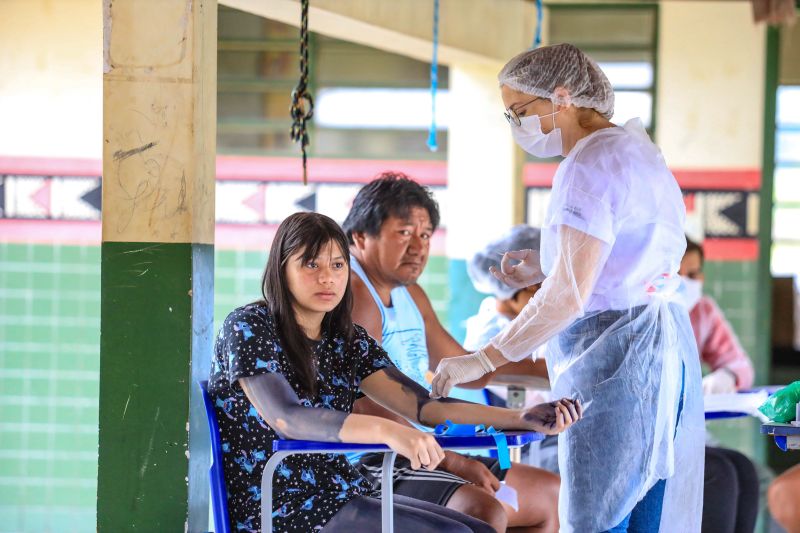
[464,225,550,407]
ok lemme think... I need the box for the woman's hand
[383,424,446,471]
[490,248,546,290]
[520,398,582,435]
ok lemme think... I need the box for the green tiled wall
[697,260,765,472]
[703,260,760,359]
[0,243,451,532]
[0,243,100,533]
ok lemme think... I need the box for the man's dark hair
[685,236,705,265]
[342,171,441,244]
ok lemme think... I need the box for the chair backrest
[199,380,232,533]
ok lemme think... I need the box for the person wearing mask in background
[344,174,567,533]
[464,225,560,475]
[464,224,550,406]
[465,225,545,358]
[679,237,760,533]
[679,238,755,393]
[430,43,705,532]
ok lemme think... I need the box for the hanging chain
[290,0,313,184]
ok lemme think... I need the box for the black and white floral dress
[209,303,395,532]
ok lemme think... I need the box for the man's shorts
[356,452,508,507]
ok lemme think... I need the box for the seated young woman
[208,212,583,532]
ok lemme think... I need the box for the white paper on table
[703,390,769,419]
[495,481,519,511]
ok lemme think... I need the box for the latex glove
[489,249,546,290]
[430,349,495,399]
[702,368,737,395]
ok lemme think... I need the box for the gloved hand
[702,368,737,395]
[430,349,496,399]
[490,249,546,290]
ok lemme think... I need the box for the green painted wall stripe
[758,27,780,387]
[98,242,212,532]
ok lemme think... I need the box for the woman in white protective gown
[430,43,704,533]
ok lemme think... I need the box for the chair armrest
[260,431,541,532]
[261,446,397,533]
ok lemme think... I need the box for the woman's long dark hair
[262,212,354,396]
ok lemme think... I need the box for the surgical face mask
[679,276,703,310]
[510,109,563,158]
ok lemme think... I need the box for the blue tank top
[350,257,430,389]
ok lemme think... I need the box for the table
[704,386,778,420]
[761,423,800,452]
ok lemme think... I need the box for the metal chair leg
[261,451,291,532]
[381,451,397,533]
[507,385,526,463]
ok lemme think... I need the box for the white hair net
[468,225,542,300]
[498,43,615,119]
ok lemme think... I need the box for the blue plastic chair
[199,380,540,533]
[199,380,232,533]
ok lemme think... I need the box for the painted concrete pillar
[98,1,217,531]
[446,63,524,342]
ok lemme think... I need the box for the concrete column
[98,1,217,531]
[446,63,524,342]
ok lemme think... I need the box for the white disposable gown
[489,119,704,532]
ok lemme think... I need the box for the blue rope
[426,0,440,152]
[531,0,543,49]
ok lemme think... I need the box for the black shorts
[356,452,507,507]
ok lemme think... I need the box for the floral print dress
[209,303,395,532]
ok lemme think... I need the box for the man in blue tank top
[343,173,561,532]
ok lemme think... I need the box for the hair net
[468,225,542,300]
[498,43,615,119]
